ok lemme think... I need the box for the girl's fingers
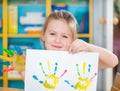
[69,39,89,54]
[69,39,80,53]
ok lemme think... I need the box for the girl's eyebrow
[47,30,56,33]
[63,33,72,37]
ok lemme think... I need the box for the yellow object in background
[0,55,14,62]
[8,5,18,34]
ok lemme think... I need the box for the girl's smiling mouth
[52,45,62,49]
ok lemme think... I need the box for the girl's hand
[69,39,90,54]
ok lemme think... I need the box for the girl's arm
[69,39,118,68]
[88,44,118,68]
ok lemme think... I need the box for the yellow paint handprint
[64,61,97,91]
[32,61,67,90]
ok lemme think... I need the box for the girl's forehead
[47,20,71,30]
[47,19,69,28]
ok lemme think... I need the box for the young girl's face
[42,19,73,51]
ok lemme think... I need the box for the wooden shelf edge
[8,77,23,80]
[8,34,41,38]
[77,34,92,38]
[1,76,23,81]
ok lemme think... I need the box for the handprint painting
[32,61,67,89]
[64,62,97,91]
[25,49,99,91]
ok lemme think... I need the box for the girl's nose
[55,36,61,43]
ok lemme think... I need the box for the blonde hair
[42,10,78,40]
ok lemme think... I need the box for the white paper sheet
[25,49,99,91]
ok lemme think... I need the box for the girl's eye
[63,35,68,38]
[50,33,55,35]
